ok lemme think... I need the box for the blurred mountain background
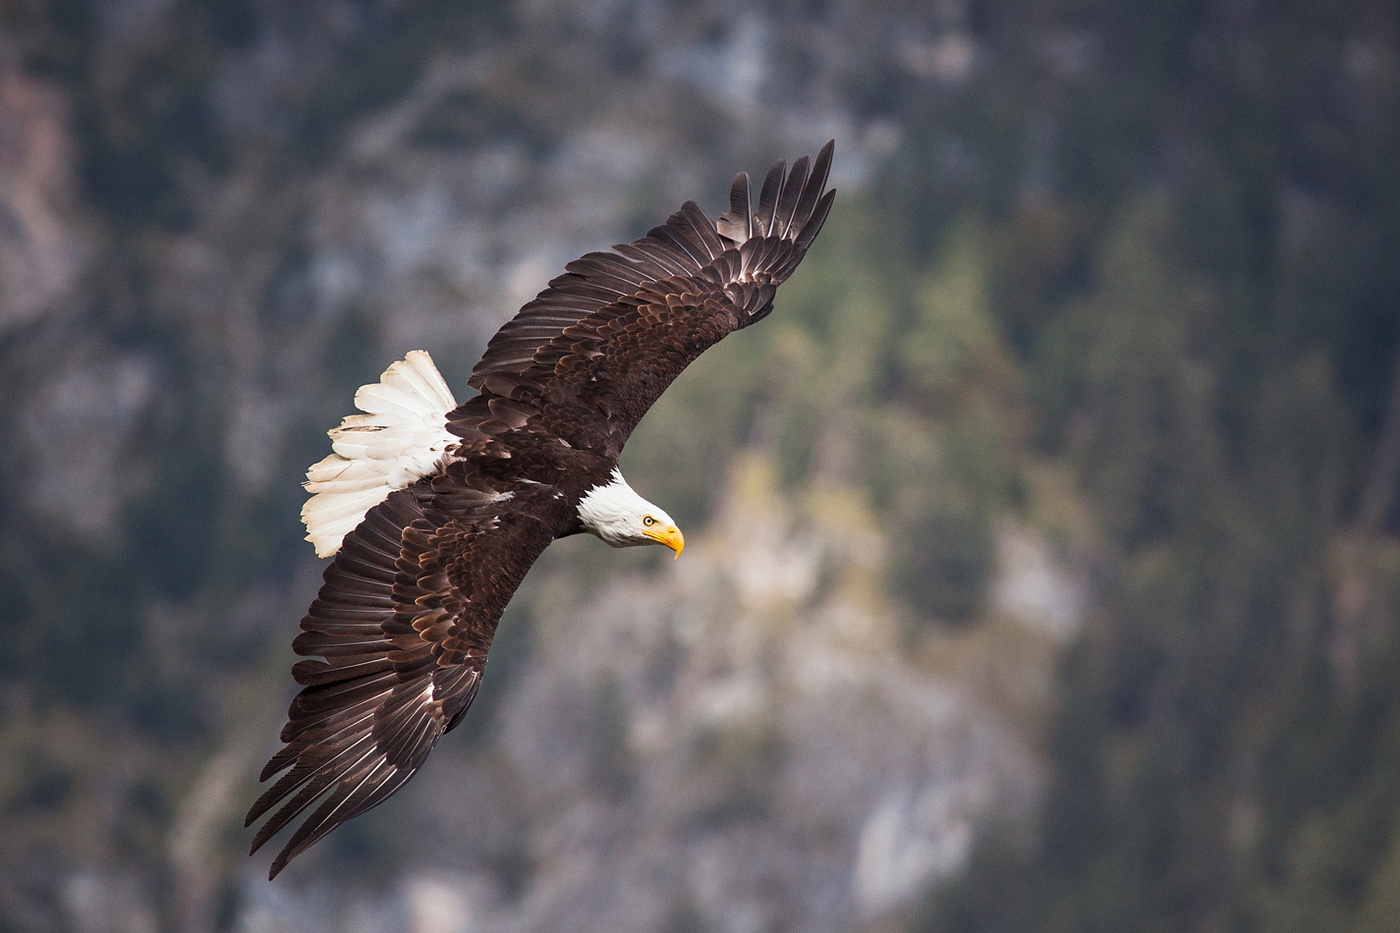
[2,0,1399,931]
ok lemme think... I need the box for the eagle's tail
[301,350,457,557]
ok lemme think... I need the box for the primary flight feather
[247,142,836,878]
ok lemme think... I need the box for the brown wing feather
[458,141,836,454]
[247,476,564,878]
[466,142,834,390]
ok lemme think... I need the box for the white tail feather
[301,350,458,557]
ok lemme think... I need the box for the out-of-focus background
[2,1,1399,931]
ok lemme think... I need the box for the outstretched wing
[460,141,836,454]
[246,472,564,878]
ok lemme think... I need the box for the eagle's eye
[643,515,656,526]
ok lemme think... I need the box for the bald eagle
[247,142,836,878]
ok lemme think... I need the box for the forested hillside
[0,1,1397,931]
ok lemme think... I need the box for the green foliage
[885,220,1020,625]
[911,3,1400,929]
[893,504,994,624]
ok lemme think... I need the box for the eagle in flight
[247,142,836,878]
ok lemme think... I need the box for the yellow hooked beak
[645,524,685,558]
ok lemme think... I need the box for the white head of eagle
[577,468,684,556]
